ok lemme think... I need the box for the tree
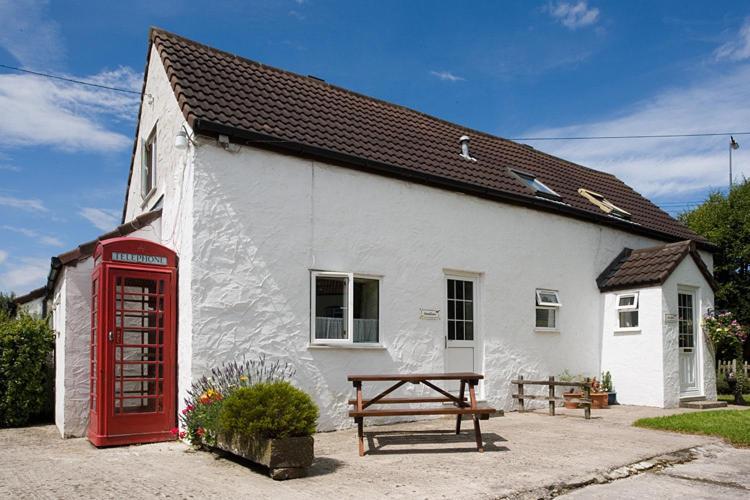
[680,178,750,362]
[0,292,16,321]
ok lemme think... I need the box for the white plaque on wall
[420,308,440,320]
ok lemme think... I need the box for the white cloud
[2,225,63,247]
[0,256,49,294]
[0,164,20,171]
[79,207,120,231]
[546,1,600,30]
[519,64,750,198]
[715,18,750,61]
[0,194,47,212]
[430,70,466,82]
[0,250,7,265]
[0,0,65,69]
[0,68,139,152]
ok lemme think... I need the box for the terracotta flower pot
[563,391,582,409]
[590,392,609,409]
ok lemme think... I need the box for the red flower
[179,431,186,439]
[170,427,179,436]
[196,427,205,437]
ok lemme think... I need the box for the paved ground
[1,405,747,499]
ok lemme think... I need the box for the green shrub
[219,381,318,439]
[716,371,731,394]
[0,313,54,427]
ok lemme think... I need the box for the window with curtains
[311,272,380,344]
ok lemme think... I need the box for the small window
[616,292,639,329]
[535,289,560,329]
[512,170,561,200]
[141,126,157,198]
[578,188,631,220]
[311,272,380,344]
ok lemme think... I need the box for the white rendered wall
[661,258,716,406]
[123,45,195,412]
[600,287,665,407]
[52,274,67,435]
[52,260,93,438]
[17,296,44,316]
[187,142,688,430]
[51,220,162,438]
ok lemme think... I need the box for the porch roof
[597,240,717,292]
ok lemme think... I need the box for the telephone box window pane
[314,276,348,340]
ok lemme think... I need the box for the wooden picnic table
[347,372,496,456]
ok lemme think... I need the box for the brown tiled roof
[597,240,717,291]
[132,28,711,248]
[55,209,163,266]
[14,286,46,305]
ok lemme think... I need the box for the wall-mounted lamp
[175,126,195,150]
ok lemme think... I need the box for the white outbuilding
[29,28,720,442]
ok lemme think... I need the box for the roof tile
[148,28,708,246]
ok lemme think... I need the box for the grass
[634,409,750,447]
[718,393,750,404]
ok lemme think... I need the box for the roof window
[578,188,631,220]
[511,170,561,200]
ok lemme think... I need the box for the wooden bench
[511,375,593,419]
[348,373,496,456]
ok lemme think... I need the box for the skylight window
[512,170,561,200]
[578,188,631,220]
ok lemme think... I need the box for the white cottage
[33,28,719,442]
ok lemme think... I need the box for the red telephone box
[88,237,177,447]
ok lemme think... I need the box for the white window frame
[310,271,381,345]
[141,125,157,201]
[535,289,560,331]
[578,188,631,220]
[616,292,640,330]
[512,170,561,200]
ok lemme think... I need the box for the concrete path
[0,405,746,499]
[562,444,750,499]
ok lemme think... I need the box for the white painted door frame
[678,287,702,398]
[443,271,482,395]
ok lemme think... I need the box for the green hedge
[219,381,318,439]
[0,314,55,427]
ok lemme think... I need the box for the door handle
[108,331,114,342]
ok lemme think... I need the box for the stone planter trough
[217,433,314,480]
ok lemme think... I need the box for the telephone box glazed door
[89,238,177,447]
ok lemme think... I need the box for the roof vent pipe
[459,135,476,161]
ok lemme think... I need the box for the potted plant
[559,370,583,409]
[601,371,616,405]
[589,377,609,409]
[217,381,319,480]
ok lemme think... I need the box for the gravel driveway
[0,406,745,499]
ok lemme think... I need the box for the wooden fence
[717,360,750,378]
[511,375,593,419]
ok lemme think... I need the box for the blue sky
[1,0,750,294]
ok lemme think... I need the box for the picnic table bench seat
[348,372,497,456]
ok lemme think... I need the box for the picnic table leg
[455,379,466,434]
[357,417,365,456]
[468,381,484,452]
[354,381,365,456]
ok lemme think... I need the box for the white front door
[444,277,476,392]
[678,290,700,397]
